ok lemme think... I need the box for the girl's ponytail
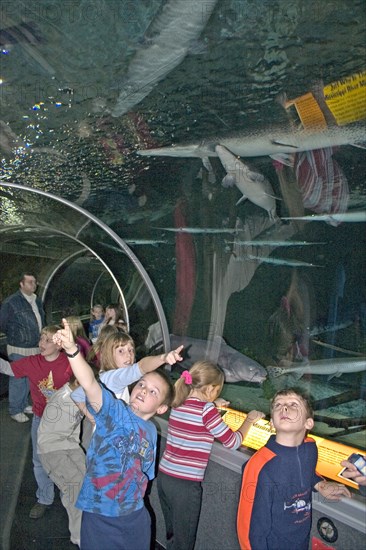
[172,361,224,408]
[172,371,192,408]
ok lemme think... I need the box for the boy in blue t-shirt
[55,318,182,550]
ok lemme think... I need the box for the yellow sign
[284,70,366,128]
[284,92,328,130]
[323,70,366,125]
[222,408,365,489]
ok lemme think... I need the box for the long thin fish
[282,211,366,223]
[244,254,322,267]
[137,122,366,158]
[226,240,325,247]
[267,357,366,379]
[311,339,364,357]
[158,227,239,234]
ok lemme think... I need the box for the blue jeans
[8,353,30,416]
[81,507,151,550]
[31,415,54,505]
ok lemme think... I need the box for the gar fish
[215,144,277,220]
[226,240,325,247]
[309,320,354,337]
[124,239,169,246]
[267,356,366,380]
[98,240,168,254]
[158,227,239,234]
[112,0,218,116]
[137,122,366,158]
[282,211,366,223]
[244,254,322,268]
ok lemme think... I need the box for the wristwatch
[65,345,80,358]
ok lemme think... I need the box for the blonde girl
[86,325,133,370]
[71,328,183,430]
[157,361,264,550]
[98,330,135,373]
[72,329,137,419]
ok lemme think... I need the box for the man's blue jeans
[8,353,30,415]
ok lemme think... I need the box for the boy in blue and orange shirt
[237,388,351,550]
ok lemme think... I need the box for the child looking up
[157,361,265,550]
[237,388,351,550]
[38,329,183,546]
[89,304,105,343]
[54,318,182,550]
[72,327,184,407]
[71,328,183,448]
[0,325,72,519]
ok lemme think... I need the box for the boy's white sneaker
[23,405,33,414]
[11,412,29,423]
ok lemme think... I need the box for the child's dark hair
[172,361,224,408]
[271,387,314,419]
[154,368,175,407]
[65,315,88,340]
[105,303,125,324]
[130,368,175,408]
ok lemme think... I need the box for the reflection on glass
[0,2,365,494]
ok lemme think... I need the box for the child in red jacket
[0,325,72,519]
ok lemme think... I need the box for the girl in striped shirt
[157,361,264,550]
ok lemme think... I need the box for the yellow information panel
[222,408,365,490]
[323,70,366,125]
[285,70,366,128]
[285,92,328,130]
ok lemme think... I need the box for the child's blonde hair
[90,304,104,320]
[172,361,224,408]
[65,315,88,340]
[41,325,62,337]
[87,325,121,365]
[99,331,136,372]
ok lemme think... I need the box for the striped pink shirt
[159,397,243,481]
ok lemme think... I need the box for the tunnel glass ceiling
[0,182,171,349]
[0,1,366,452]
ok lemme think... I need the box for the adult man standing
[0,272,45,422]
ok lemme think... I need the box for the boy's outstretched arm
[138,345,184,373]
[54,318,102,412]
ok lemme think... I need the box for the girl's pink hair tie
[181,370,192,384]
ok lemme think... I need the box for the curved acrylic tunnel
[0,182,170,354]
